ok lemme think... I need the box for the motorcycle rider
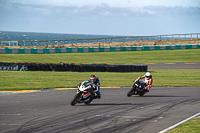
[86,75,101,99]
[136,72,153,94]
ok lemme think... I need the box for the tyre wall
[0,62,148,72]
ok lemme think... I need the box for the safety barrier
[0,62,147,72]
[0,44,199,54]
[1,33,199,47]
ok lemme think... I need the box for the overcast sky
[0,0,200,36]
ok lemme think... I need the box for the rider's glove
[91,84,95,89]
[135,77,140,81]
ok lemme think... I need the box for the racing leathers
[137,74,153,93]
[86,77,101,99]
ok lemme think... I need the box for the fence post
[37,41,39,47]
[63,40,65,46]
[57,40,59,46]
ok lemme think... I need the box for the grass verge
[0,69,200,91]
[168,117,200,133]
[0,49,200,64]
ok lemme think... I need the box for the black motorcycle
[127,79,147,97]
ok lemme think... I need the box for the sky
[0,0,200,36]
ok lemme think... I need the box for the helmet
[145,72,151,79]
[90,75,96,83]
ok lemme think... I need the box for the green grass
[0,49,200,64]
[168,117,200,133]
[0,69,200,91]
[0,49,200,91]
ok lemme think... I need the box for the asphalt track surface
[0,63,200,133]
[0,87,200,133]
[139,63,200,69]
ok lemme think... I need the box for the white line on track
[158,112,200,133]
[0,114,21,116]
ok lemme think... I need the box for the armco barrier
[0,44,199,54]
[0,62,147,72]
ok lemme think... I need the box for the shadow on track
[73,103,141,106]
[129,95,188,98]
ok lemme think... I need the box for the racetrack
[1,87,200,133]
[138,63,200,69]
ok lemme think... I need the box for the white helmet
[145,72,151,79]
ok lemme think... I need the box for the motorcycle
[71,81,96,106]
[127,79,147,97]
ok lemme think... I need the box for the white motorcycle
[71,81,96,106]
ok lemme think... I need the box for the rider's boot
[97,93,101,99]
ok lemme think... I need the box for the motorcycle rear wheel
[139,93,144,96]
[84,98,93,105]
[139,89,146,96]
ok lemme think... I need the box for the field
[0,49,200,91]
[0,49,200,64]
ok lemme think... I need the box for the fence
[1,33,199,47]
[1,44,199,54]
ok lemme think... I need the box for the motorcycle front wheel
[127,87,135,97]
[71,94,81,106]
